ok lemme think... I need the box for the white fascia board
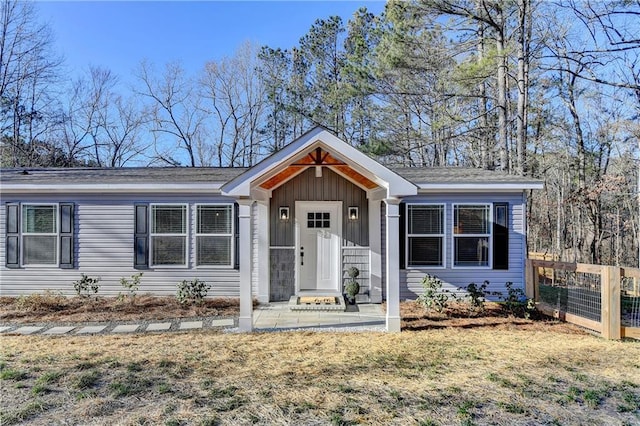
[417,182,544,192]
[221,126,418,198]
[0,183,224,194]
[317,132,417,198]
[221,127,328,197]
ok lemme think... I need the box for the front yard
[1,314,639,425]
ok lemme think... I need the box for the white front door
[296,201,342,292]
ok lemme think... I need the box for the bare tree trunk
[476,1,489,169]
[515,0,530,175]
[495,5,509,172]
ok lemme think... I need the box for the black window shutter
[493,203,509,270]
[399,202,406,270]
[59,203,75,268]
[5,203,20,268]
[134,204,149,269]
[234,203,239,270]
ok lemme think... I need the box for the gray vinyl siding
[269,167,368,247]
[0,193,240,297]
[381,193,527,301]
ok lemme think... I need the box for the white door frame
[294,201,342,294]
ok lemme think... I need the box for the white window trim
[20,203,59,267]
[149,203,189,268]
[195,203,234,269]
[406,203,446,269]
[452,203,492,269]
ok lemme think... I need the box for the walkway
[253,302,386,331]
[0,304,386,336]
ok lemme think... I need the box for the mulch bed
[400,300,584,333]
[0,294,239,324]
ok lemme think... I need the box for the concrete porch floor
[252,302,386,331]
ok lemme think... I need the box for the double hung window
[407,204,444,267]
[453,204,491,267]
[22,204,58,265]
[150,204,187,266]
[196,205,233,266]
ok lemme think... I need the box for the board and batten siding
[380,193,527,301]
[269,167,369,247]
[0,194,240,297]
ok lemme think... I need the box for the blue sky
[37,1,386,83]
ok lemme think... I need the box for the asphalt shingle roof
[0,166,542,187]
[390,166,542,186]
[0,167,247,185]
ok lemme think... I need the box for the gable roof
[221,126,418,199]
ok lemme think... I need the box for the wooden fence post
[601,266,621,340]
[525,259,535,300]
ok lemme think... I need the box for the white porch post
[385,198,401,332]
[369,198,382,303]
[238,199,253,331]
[256,200,270,303]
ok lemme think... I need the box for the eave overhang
[415,182,544,193]
[221,127,417,199]
[0,183,226,194]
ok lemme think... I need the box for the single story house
[0,127,543,331]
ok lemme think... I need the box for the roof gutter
[0,183,226,194]
[417,182,544,192]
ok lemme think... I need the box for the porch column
[385,198,401,332]
[238,199,253,332]
[256,200,270,303]
[369,198,382,303]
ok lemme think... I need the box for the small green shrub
[347,267,360,279]
[465,281,490,313]
[344,267,360,303]
[73,274,100,297]
[499,282,535,318]
[417,274,454,313]
[119,273,143,301]
[176,278,211,305]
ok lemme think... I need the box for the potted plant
[344,267,360,305]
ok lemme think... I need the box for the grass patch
[36,370,63,385]
[498,401,527,414]
[73,370,101,390]
[0,399,52,425]
[0,368,28,381]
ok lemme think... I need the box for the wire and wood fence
[525,258,640,340]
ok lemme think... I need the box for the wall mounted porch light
[348,207,359,221]
[279,207,290,221]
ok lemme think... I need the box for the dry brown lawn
[1,298,639,425]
